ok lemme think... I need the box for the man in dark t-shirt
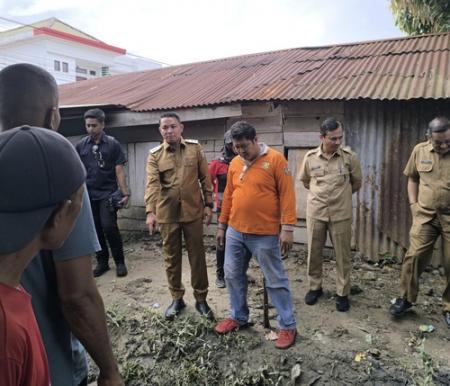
[76,108,131,278]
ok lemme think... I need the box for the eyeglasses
[92,145,106,168]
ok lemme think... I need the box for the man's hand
[98,372,124,386]
[119,195,129,207]
[279,229,293,256]
[146,212,158,235]
[216,228,225,251]
[204,207,212,225]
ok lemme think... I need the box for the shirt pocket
[417,161,433,173]
[158,160,176,187]
[310,167,325,185]
[417,161,433,186]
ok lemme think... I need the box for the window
[89,70,96,76]
[76,66,87,74]
[62,62,69,73]
[54,60,60,71]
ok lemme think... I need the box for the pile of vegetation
[92,305,303,385]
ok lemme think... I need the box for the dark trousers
[91,199,125,266]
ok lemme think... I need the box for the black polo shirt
[75,133,126,201]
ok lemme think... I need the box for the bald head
[0,63,59,132]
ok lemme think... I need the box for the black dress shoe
[305,289,323,305]
[336,295,350,312]
[165,299,186,320]
[116,263,128,277]
[443,311,450,328]
[93,264,110,277]
[389,298,412,317]
[195,301,215,321]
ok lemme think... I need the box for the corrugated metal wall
[344,99,450,261]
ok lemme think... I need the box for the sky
[0,0,404,65]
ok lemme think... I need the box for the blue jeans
[224,226,296,330]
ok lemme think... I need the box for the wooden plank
[127,144,138,206]
[283,101,344,116]
[227,115,282,133]
[288,148,311,220]
[257,132,283,146]
[107,125,160,144]
[241,102,282,117]
[108,104,242,128]
[284,132,320,147]
[131,142,160,206]
[199,140,215,152]
[186,120,227,140]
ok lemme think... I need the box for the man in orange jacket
[214,121,297,349]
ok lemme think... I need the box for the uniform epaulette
[305,148,319,157]
[185,139,199,144]
[150,144,162,153]
[342,146,354,154]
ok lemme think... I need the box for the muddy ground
[89,232,450,385]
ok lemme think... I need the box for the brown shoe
[275,329,297,349]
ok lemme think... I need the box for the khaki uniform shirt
[299,145,362,222]
[404,141,450,226]
[144,138,213,223]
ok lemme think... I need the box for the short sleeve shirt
[299,145,362,221]
[76,133,126,201]
[21,188,100,386]
[404,141,450,225]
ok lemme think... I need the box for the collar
[318,144,341,159]
[163,137,185,151]
[88,132,106,145]
[425,140,435,153]
[240,142,269,166]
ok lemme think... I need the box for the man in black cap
[76,108,130,278]
[0,126,86,385]
[0,63,123,386]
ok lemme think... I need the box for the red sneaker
[214,318,240,334]
[275,329,297,349]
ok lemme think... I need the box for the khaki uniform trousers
[307,217,352,296]
[400,216,450,311]
[159,218,209,301]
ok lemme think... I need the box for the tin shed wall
[344,99,450,262]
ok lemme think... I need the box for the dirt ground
[90,232,450,385]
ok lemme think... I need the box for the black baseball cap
[0,126,86,255]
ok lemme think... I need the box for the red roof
[34,27,126,54]
[59,31,450,112]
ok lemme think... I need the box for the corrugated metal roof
[59,32,450,112]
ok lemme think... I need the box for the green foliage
[101,306,295,385]
[390,0,450,35]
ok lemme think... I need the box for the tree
[390,0,450,35]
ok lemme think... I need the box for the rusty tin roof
[60,32,450,111]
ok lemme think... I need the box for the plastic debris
[152,303,161,309]
[291,363,302,381]
[264,330,278,341]
[419,324,435,333]
[365,334,373,345]
[354,352,366,362]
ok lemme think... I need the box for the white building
[0,18,162,84]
